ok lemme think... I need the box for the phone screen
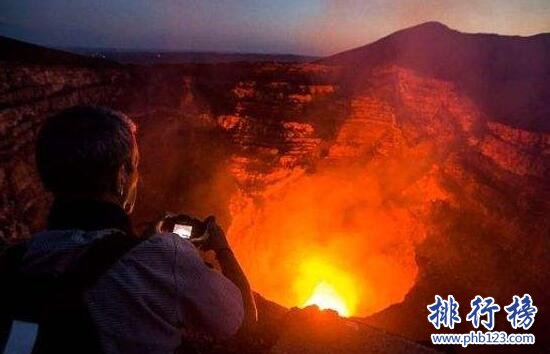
[173,224,193,239]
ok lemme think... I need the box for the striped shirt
[22,229,244,354]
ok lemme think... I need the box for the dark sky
[1,0,549,56]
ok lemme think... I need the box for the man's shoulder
[130,232,198,260]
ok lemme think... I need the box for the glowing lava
[295,258,358,317]
[303,281,350,316]
[228,161,426,317]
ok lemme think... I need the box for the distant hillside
[322,22,550,132]
[68,48,318,65]
[0,36,117,67]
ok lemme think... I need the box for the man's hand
[195,216,258,329]
[153,213,207,239]
[156,213,257,329]
[197,216,231,252]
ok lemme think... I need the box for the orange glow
[297,259,358,317]
[227,158,438,316]
[303,282,350,316]
[226,106,445,317]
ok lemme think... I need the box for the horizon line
[2,20,549,59]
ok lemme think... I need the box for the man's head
[36,106,139,213]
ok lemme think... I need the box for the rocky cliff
[212,63,549,349]
[0,43,131,242]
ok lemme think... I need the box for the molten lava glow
[227,144,441,316]
[295,259,358,317]
[303,282,350,317]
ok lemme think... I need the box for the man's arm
[201,217,258,329]
[173,237,244,338]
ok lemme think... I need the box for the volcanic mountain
[1,22,549,353]
[323,21,550,132]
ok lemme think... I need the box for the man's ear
[117,164,128,198]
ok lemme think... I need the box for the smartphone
[173,224,193,239]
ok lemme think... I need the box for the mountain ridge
[324,21,550,62]
[321,21,550,133]
[0,35,118,67]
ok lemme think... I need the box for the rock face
[0,53,130,242]
[269,307,440,354]
[1,23,549,353]
[323,21,550,132]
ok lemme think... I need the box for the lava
[228,162,429,317]
[297,259,358,316]
[303,282,350,317]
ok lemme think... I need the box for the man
[1,106,256,353]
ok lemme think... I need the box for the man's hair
[36,106,137,198]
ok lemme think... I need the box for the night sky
[1,0,549,56]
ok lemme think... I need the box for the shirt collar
[47,199,134,236]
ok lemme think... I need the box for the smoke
[227,158,432,316]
